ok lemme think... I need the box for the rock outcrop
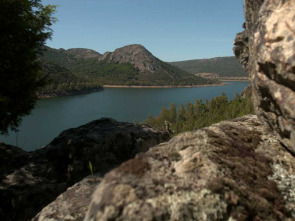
[83,115,294,220]
[98,44,161,73]
[33,175,103,221]
[234,0,295,154]
[0,143,29,180]
[0,118,168,221]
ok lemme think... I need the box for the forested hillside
[41,45,218,89]
[70,56,215,86]
[39,60,103,97]
[43,46,101,67]
[170,56,247,77]
[144,86,253,134]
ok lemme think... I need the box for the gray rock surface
[85,115,295,220]
[0,143,29,180]
[234,0,295,154]
[33,175,102,221]
[0,118,168,221]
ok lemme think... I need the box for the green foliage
[89,161,94,177]
[67,57,216,86]
[170,56,247,77]
[40,60,103,96]
[135,60,217,86]
[42,47,218,86]
[0,0,56,134]
[70,58,140,85]
[144,87,254,134]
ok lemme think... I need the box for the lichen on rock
[84,115,295,220]
[33,175,102,221]
[234,0,295,154]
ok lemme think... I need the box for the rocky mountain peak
[99,44,161,73]
[65,48,101,59]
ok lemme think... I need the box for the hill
[170,56,247,77]
[42,44,218,87]
[77,44,218,86]
[39,53,103,98]
[42,46,101,68]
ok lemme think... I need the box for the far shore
[38,87,104,99]
[220,79,250,82]
[103,82,228,88]
[37,81,244,98]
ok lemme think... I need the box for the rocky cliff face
[234,0,295,154]
[99,44,161,73]
[0,119,168,221]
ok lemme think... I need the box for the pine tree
[0,0,56,134]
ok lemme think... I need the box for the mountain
[98,44,167,73]
[170,56,247,77]
[66,48,101,60]
[42,44,217,87]
[88,44,217,85]
[42,46,101,68]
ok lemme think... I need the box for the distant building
[195,73,249,80]
[195,73,220,78]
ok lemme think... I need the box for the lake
[0,81,249,151]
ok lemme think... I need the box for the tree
[185,102,195,130]
[169,103,177,123]
[177,104,186,122]
[0,0,56,134]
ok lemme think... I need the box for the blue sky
[43,0,245,62]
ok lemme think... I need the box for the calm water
[0,81,249,151]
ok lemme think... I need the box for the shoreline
[37,81,246,98]
[38,87,104,99]
[103,82,227,88]
[220,79,250,82]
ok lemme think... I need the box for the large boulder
[0,143,29,180]
[0,118,168,221]
[234,0,295,154]
[33,175,103,221]
[85,115,295,220]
